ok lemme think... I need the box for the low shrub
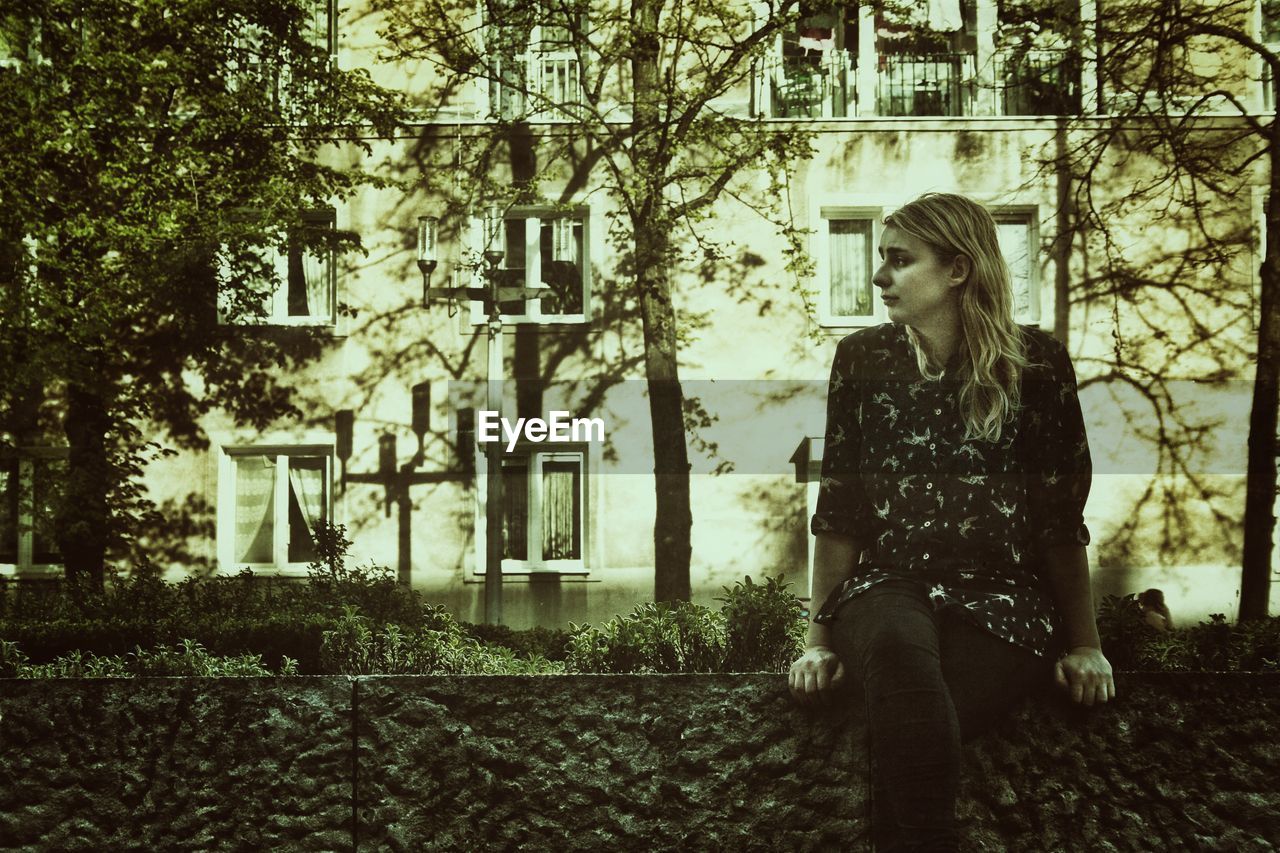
[1098,594,1280,672]
[462,623,573,662]
[719,575,806,673]
[319,607,565,675]
[2,639,297,678]
[565,576,805,674]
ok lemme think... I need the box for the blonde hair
[884,193,1028,443]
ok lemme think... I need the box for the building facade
[4,0,1277,627]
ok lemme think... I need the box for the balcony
[877,52,976,117]
[488,52,582,121]
[764,51,856,119]
[995,49,1080,116]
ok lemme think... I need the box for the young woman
[788,193,1114,852]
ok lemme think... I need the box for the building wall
[126,0,1280,628]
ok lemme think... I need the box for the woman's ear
[948,254,971,287]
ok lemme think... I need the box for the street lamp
[417,216,438,307]
[418,205,545,627]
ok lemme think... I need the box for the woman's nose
[872,265,889,289]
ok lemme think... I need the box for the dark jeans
[828,578,1048,853]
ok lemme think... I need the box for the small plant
[8,640,295,678]
[567,602,727,674]
[318,607,562,675]
[718,576,805,673]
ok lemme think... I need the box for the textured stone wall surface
[0,678,353,852]
[0,674,1276,852]
[355,675,867,852]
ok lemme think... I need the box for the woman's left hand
[1054,646,1115,706]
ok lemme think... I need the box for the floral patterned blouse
[810,323,1092,658]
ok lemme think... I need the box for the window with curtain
[821,213,877,324]
[217,208,337,326]
[224,449,331,570]
[0,450,66,572]
[495,450,584,571]
[478,210,589,323]
[994,213,1038,322]
[285,209,335,321]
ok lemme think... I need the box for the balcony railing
[994,49,1080,116]
[489,52,582,121]
[765,51,856,118]
[877,52,976,117]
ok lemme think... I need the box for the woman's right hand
[788,645,846,707]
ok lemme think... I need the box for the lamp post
[418,208,545,626]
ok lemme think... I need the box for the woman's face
[872,225,966,329]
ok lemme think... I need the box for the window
[769,2,858,118]
[993,211,1040,323]
[231,1,334,113]
[993,0,1080,116]
[0,450,66,575]
[218,447,332,572]
[0,14,40,71]
[484,0,585,120]
[219,209,337,326]
[481,449,586,573]
[815,204,1039,326]
[818,209,880,326]
[1263,0,1280,110]
[470,210,589,323]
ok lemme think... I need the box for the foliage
[1041,0,1272,617]
[718,575,806,673]
[565,575,805,674]
[2,638,297,678]
[1097,594,1280,672]
[566,601,727,674]
[319,607,564,675]
[370,0,815,602]
[461,622,572,662]
[0,0,406,588]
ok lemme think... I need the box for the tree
[373,0,814,602]
[0,0,403,594]
[1041,0,1272,617]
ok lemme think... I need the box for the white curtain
[541,461,579,560]
[996,220,1031,317]
[288,458,326,547]
[829,219,872,316]
[301,247,330,319]
[925,0,963,31]
[235,455,276,563]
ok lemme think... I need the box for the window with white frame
[472,210,589,323]
[1263,0,1280,111]
[482,448,586,573]
[218,447,332,571]
[818,209,879,325]
[484,0,585,120]
[817,205,1039,325]
[231,1,334,111]
[993,211,1040,323]
[219,209,337,326]
[0,450,66,574]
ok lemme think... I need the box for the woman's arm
[789,531,862,706]
[1043,543,1115,706]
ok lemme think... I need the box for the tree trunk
[629,0,692,602]
[637,249,693,603]
[59,384,111,596]
[1240,198,1280,620]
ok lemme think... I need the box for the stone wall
[0,674,1275,851]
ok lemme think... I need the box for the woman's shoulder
[835,323,903,357]
[1018,325,1072,375]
